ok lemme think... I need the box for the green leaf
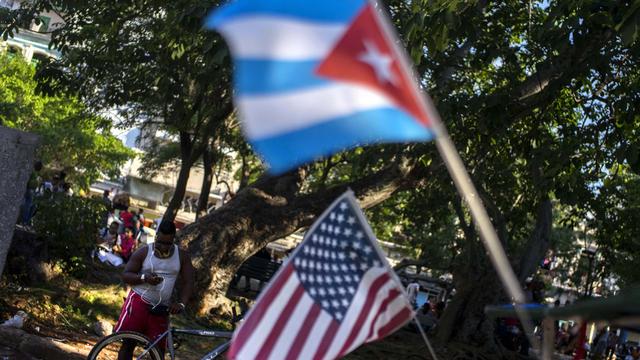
[627,143,640,174]
[620,18,638,45]
[211,47,228,65]
[589,11,614,27]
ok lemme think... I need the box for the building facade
[0,0,62,61]
[91,127,240,224]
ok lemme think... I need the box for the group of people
[495,296,640,359]
[590,327,640,360]
[19,162,74,225]
[405,280,445,333]
[182,195,215,214]
[95,190,153,266]
[549,320,582,355]
[620,346,640,360]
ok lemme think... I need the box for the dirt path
[0,326,91,360]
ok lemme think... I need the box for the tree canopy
[5,0,234,219]
[0,53,133,189]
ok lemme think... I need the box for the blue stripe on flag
[205,0,366,27]
[235,59,329,95]
[251,108,432,173]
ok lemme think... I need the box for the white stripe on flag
[367,295,408,340]
[268,292,314,360]
[321,267,390,360]
[239,83,396,140]
[341,280,399,355]
[298,309,334,359]
[217,16,346,60]
[236,273,300,360]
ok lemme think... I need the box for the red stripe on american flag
[365,289,401,340]
[375,307,413,339]
[285,303,322,360]
[337,273,391,356]
[256,285,306,359]
[229,263,294,357]
[312,318,340,360]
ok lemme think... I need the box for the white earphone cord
[140,244,165,308]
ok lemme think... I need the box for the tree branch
[486,29,614,121]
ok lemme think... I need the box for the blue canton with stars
[292,199,385,322]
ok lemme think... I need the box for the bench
[231,256,282,292]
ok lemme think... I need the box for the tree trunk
[164,131,196,222]
[164,161,192,222]
[196,146,214,220]
[178,158,420,315]
[436,200,504,349]
[436,197,553,351]
[436,264,505,351]
[180,169,305,315]
[517,198,552,282]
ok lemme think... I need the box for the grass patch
[0,265,243,359]
[0,278,126,334]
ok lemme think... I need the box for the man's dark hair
[125,225,135,233]
[421,303,431,314]
[158,220,176,236]
[34,161,43,172]
[138,208,144,214]
[104,190,110,197]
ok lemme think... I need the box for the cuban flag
[206,0,439,173]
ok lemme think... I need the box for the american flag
[228,191,415,360]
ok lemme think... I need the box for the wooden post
[542,318,555,360]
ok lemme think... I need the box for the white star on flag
[358,40,396,86]
[225,191,414,360]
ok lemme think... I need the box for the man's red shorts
[114,291,169,350]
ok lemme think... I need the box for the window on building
[37,16,51,32]
[29,16,51,32]
[0,0,16,10]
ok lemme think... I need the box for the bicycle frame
[136,322,234,360]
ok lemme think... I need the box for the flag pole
[433,116,527,304]
[369,0,541,353]
[413,317,440,360]
[430,118,540,351]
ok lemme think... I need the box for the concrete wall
[0,126,39,277]
[124,177,168,205]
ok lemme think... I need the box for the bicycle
[87,309,241,360]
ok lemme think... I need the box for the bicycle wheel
[87,331,162,360]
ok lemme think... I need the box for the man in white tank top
[113,220,194,358]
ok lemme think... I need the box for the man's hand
[142,272,163,286]
[169,302,185,315]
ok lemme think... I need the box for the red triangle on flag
[316,3,432,127]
